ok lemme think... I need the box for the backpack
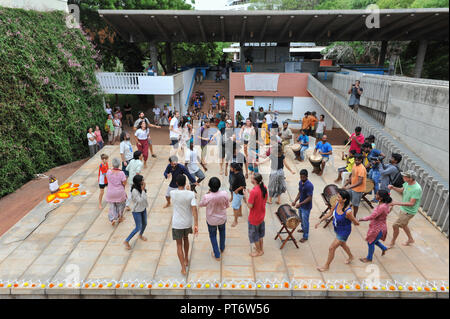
[389,165,404,188]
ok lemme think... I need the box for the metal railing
[308,74,449,236]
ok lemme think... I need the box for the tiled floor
[0,145,448,298]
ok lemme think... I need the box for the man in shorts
[163,155,197,208]
[343,154,367,218]
[170,174,198,275]
[230,163,246,228]
[388,170,422,247]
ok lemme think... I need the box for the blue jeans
[125,209,147,242]
[122,160,131,177]
[367,230,387,261]
[298,207,311,239]
[208,222,226,258]
[369,168,380,196]
[300,145,309,161]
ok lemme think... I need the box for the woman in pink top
[105,158,127,226]
[358,190,391,262]
[94,125,104,150]
[199,177,230,261]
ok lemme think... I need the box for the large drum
[291,144,301,160]
[322,184,340,209]
[364,178,375,194]
[309,154,323,171]
[276,204,301,229]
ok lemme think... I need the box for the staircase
[189,79,229,114]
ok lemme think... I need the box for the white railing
[308,74,449,236]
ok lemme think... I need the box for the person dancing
[315,189,360,271]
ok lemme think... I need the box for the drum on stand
[276,204,301,229]
[309,154,323,173]
[291,144,301,161]
[320,184,340,228]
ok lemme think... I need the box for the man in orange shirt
[343,154,367,217]
[302,112,311,135]
[309,112,318,137]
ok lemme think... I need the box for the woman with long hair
[315,189,360,271]
[358,190,392,263]
[239,118,256,159]
[243,173,268,257]
[123,175,148,250]
[134,120,150,168]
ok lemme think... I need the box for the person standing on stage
[292,169,314,243]
[163,155,198,208]
[343,154,367,218]
[243,173,268,257]
[170,175,199,276]
[315,189,360,271]
[388,170,423,248]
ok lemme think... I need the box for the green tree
[249,0,320,10]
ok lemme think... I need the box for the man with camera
[348,80,363,113]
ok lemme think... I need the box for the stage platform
[0,145,448,299]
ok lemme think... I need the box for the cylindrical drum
[291,144,301,160]
[276,204,301,229]
[365,178,375,194]
[322,184,339,208]
[309,154,323,169]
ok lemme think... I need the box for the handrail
[308,74,449,236]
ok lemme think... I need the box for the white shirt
[316,121,326,134]
[105,107,112,115]
[170,189,197,229]
[135,128,149,140]
[169,117,180,139]
[184,148,200,174]
[265,113,272,125]
[153,107,161,115]
[49,180,59,193]
[120,140,133,161]
[87,133,97,146]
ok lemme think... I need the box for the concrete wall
[0,0,68,12]
[180,68,196,114]
[385,82,449,178]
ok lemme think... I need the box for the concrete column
[149,41,159,75]
[378,40,388,67]
[171,95,176,112]
[414,40,428,78]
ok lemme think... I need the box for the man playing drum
[314,135,333,176]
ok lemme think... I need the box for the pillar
[149,41,159,75]
[414,40,428,78]
[378,40,388,67]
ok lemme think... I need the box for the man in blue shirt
[362,142,385,202]
[194,98,202,110]
[211,96,218,110]
[296,130,309,161]
[314,135,333,176]
[163,155,197,208]
[292,169,314,242]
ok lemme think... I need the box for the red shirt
[98,162,109,184]
[349,133,365,153]
[248,185,267,226]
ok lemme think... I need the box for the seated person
[313,135,333,176]
[335,150,356,185]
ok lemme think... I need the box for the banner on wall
[244,74,280,91]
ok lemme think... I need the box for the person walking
[199,177,230,261]
[230,163,246,227]
[184,142,207,193]
[243,173,268,257]
[170,175,199,275]
[98,153,109,209]
[343,154,367,217]
[94,125,104,150]
[87,127,97,157]
[134,121,152,168]
[169,111,182,150]
[388,170,423,247]
[123,175,148,250]
[315,189,360,271]
[358,190,392,263]
[125,150,143,211]
[292,169,314,243]
[105,158,127,226]
[163,156,198,208]
[199,119,212,168]
[119,132,133,177]
[134,111,161,158]
[378,153,402,191]
[348,80,363,113]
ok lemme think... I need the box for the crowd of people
[81,92,423,276]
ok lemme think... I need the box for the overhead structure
[98,8,449,43]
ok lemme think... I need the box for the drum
[291,144,301,160]
[309,154,323,169]
[322,184,339,209]
[364,178,375,194]
[276,204,301,229]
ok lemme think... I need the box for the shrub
[0,7,106,198]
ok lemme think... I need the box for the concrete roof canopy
[97,8,449,43]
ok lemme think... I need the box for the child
[230,163,246,228]
[335,150,356,186]
[98,153,109,209]
[49,175,60,194]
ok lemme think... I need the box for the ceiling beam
[352,13,380,41]
[240,16,247,42]
[375,14,415,39]
[174,15,188,42]
[220,16,225,42]
[337,15,363,39]
[279,15,295,41]
[150,16,169,41]
[315,14,342,41]
[259,16,271,42]
[298,16,316,40]
[100,14,130,42]
[197,16,207,42]
[411,20,449,40]
[390,14,447,41]
[124,15,149,42]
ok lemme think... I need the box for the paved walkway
[0,145,448,298]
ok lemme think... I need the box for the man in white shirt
[105,103,112,116]
[184,142,207,193]
[153,105,161,125]
[264,112,273,130]
[169,111,182,150]
[315,114,327,140]
[170,174,198,276]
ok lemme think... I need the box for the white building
[0,0,68,12]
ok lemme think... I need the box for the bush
[0,7,106,198]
